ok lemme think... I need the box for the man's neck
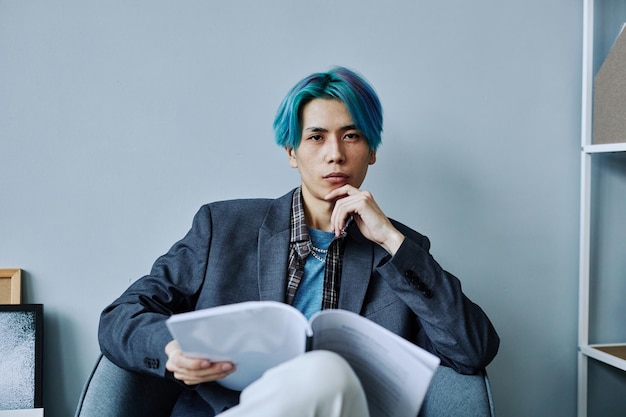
[301,192,334,232]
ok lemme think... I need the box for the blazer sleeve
[376,224,500,374]
[98,204,214,378]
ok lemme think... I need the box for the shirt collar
[290,187,311,258]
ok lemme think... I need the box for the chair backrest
[75,354,495,417]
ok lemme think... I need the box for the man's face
[286,98,376,208]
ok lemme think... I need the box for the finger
[174,362,236,385]
[165,339,182,357]
[330,197,358,236]
[172,355,212,372]
[324,184,358,201]
[167,348,182,361]
[193,361,234,376]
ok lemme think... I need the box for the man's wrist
[381,230,405,256]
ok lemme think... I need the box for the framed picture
[0,269,21,304]
[0,304,43,410]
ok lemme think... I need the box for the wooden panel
[0,269,22,304]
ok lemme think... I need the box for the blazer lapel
[257,191,293,302]
[338,225,374,314]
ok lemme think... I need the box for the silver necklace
[310,244,327,263]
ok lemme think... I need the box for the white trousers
[217,350,370,417]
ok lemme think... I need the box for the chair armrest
[419,366,495,417]
[74,354,182,417]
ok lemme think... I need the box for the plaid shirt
[286,187,346,310]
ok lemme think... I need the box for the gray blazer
[99,189,499,414]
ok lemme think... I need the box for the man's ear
[286,147,298,168]
[368,150,377,165]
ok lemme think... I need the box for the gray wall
[0,1,601,416]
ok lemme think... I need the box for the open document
[166,301,440,417]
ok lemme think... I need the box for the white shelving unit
[578,1,626,416]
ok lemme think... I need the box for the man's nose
[325,137,345,164]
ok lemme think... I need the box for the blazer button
[416,282,426,291]
[422,289,433,298]
[404,270,416,278]
[143,357,160,369]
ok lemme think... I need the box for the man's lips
[324,172,349,184]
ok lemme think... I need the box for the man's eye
[344,133,360,140]
[310,135,323,141]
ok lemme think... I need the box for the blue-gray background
[2,1,626,416]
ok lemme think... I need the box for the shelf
[583,143,626,153]
[580,344,626,371]
[578,0,626,415]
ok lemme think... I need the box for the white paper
[310,309,440,417]
[166,301,312,390]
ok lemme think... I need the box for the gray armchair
[74,354,495,417]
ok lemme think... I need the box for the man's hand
[165,340,236,385]
[325,185,405,255]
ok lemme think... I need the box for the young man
[99,66,499,416]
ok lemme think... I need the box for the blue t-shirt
[292,228,335,320]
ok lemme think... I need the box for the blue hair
[273,66,383,150]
